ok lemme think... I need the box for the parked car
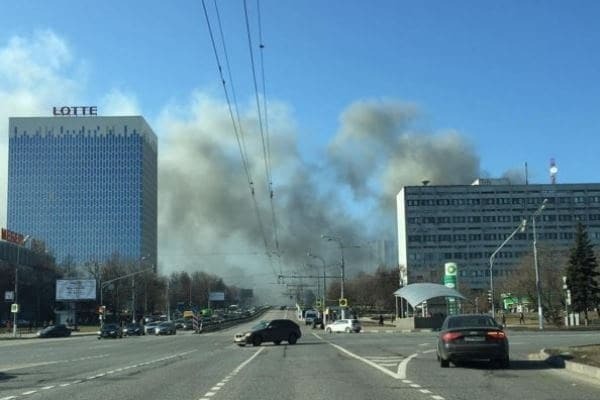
[98,323,123,339]
[325,319,362,333]
[155,321,176,335]
[173,319,185,329]
[124,322,144,336]
[37,324,71,338]
[234,319,301,347]
[144,321,160,335]
[437,314,509,368]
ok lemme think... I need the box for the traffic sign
[339,298,348,307]
[4,291,14,302]
[11,303,19,313]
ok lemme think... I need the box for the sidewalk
[529,348,600,382]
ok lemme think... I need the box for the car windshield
[4,3,599,400]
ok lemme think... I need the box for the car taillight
[442,332,463,342]
[486,330,506,340]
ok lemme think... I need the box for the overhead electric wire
[242,0,271,193]
[246,0,283,275]
[213,0,251,167]
[201,0,276,278]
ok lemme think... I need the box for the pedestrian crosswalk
[365,355,405,370]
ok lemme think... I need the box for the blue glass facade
[7,116,157,268]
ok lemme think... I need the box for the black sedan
[37,324,72,338]
[124,322,144,336]
[98,323,123,339]
[437,314,509,368]
[234,319,301,346]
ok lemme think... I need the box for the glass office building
[7,116,157,268]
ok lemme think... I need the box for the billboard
[209,291,225,301]
[56,280,97,301]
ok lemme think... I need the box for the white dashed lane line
[2,350,197,400]
[197,347,264,400]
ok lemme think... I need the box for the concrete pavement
[1,310,599,400]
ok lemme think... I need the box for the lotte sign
[52,106,97,116]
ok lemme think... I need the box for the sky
[0,1,599,300]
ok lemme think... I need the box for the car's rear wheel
[288,333,298,345]
[237,343,245,347]
[252,336,262,346]
[440,358,450,368]
[345,327,351,333]
[274,340,282,345]
[497,356,510,369]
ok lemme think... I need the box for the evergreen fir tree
[566,223,600,325]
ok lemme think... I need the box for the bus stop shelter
[393,283,466,330]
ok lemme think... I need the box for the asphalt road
[1,309,599,400]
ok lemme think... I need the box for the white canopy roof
[393,283,466,307]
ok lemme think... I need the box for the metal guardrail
[199,307,271,333]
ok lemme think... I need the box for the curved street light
[489,220,527,317]
[13,235,31,337]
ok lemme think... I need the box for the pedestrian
[501,313,506,327]
[378,314,384,326]
[519,312,525,324]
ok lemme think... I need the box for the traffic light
[487,290,493,303]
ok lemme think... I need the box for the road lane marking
[397,353,419,379]
[9,350,199,400]
[410,383,421,388]
[431,396,445,400]
[322,340,402,379]
[197,347,264,400]
[422,349,436,354]
[420,389,432,394]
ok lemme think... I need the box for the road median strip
[528,348,600,381]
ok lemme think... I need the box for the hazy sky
[0,1,599,298]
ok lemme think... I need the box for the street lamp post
[308,252,326,318]
[532,199,548,330]
[99,267,153,327]
[13,235,31,337]
[489,220,527,317]
[321,235,359,319]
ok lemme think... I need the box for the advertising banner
[56,280,97,301]
[208,291,225,301]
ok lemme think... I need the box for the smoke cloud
[0,31,524,302]
[328,99,480,210]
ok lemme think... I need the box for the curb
[528,349,600,381]
[0,332,98,341]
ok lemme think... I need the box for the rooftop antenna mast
[549,158,558,184]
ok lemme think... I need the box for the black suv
[234,319,301,346]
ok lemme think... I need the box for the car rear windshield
[447,316,496,328]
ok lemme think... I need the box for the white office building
[396,179,600,290]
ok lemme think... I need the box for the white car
[325,319,362,333]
